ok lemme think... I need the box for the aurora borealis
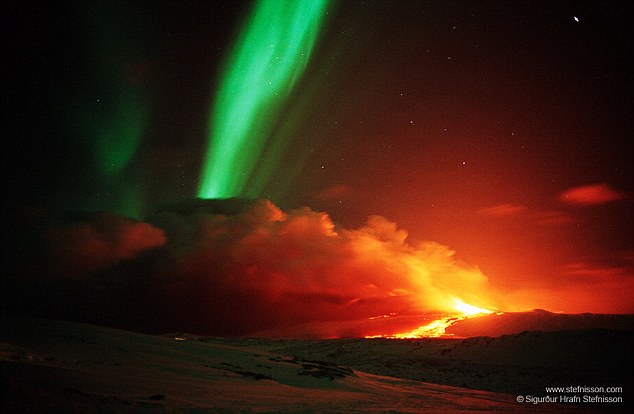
[68,1,153,218]
[4,0,634,333]
[75,1,149,178]
[198,0,329,199]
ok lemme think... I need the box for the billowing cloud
[155,200,494,335]
[42,212,167,278]
[558,183,625,206]
[6,199,495,337]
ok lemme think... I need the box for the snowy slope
[1,316,617,413]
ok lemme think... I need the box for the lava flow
[367,298,496,338]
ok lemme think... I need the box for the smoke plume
[4,199,495,337]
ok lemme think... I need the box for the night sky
[4,0,634,333]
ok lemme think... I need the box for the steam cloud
[4,199,494,337]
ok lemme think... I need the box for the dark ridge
[151,197,259,217]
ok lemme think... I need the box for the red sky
[5,1,633,326]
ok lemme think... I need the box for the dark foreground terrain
[1,316,631,413]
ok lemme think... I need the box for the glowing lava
[367,299,495,339]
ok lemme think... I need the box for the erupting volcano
[4,0,633,412]
[5,0,634,338]
[7,0,633,323]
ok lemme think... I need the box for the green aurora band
[70,2,150,218]
[198,0,330,199]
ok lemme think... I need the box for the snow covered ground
[1,316,629,413]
